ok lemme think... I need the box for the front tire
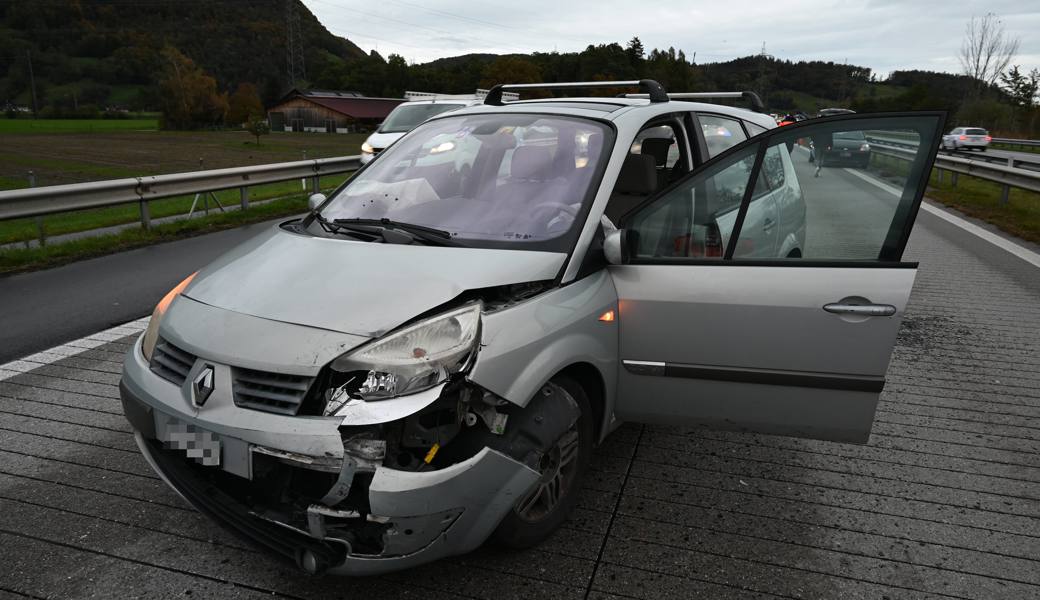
[492,376,594,549]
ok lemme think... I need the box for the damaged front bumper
[121,335,539,576]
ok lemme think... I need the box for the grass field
[0,118,159,134]
[0,123,366,247]
[0,126,366,190]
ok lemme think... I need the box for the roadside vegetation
[990,142,1040,155]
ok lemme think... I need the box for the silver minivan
[120,81,945,576]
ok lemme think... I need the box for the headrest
[510,145,555,180]
[640,138,671,167]
[615,154,657,195]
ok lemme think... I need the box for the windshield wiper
[331,218,465,247]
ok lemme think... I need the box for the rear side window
[744,121,768,136]
[699,114,748,158]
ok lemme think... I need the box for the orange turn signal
[598,310,616,322]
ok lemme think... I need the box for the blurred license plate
[841,151,852,157]
[155,413,221,466]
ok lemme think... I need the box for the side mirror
[603,229,631,265]
[308,193,327,211]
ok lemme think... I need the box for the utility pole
[285,0,306,88]
[755,42,773,105]
[26,50,38,119]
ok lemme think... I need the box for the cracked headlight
[141,272,197,361]
[327,302,481,407]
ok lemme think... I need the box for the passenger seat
[605,154,657,223]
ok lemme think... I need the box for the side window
[744,121,768,136]
[628,143,758,259]
[699,114,749,158]
[626,114,942,263]
[604,119,689,224]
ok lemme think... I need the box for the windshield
[320,113,612,250]
[379,103,465,133]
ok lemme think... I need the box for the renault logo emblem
[191,365,215,407]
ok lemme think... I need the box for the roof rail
[483,79,668,105]
[624,91,766,113]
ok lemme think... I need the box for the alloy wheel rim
[514,426,580,522]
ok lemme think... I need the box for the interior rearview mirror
[308,193,327,211]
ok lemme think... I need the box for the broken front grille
[149,339,198,385]
[232,367,313,416]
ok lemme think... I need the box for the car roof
[441,97,776,129]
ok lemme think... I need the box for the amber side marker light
[598,310,616,322]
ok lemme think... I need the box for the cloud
[303,0,1040,76]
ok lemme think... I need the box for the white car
[361,97,478,164]
[941,127,991,152]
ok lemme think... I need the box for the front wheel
[492,376,594,548]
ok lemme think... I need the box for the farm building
[267,89,405,133]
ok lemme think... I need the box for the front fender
[468,270,618,434]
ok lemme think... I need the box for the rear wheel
[492,376,593,548]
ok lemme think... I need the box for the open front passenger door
[609,112,945,443]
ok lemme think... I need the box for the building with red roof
[267,89,405,134]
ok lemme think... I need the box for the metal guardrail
[0,155,363,224]
[867,133,1040,171]
[992,137,1040,149]
[869,142,1040,202]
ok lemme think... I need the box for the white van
[361,90,517,163]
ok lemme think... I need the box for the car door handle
[763,218,775,231]
[823,302,896,317]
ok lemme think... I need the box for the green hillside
[0,0,365,111]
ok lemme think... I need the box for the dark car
[812,129,871,168]
[817,108,856,118]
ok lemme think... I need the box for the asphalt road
[0,168,1038,597]
[0,218,293,363]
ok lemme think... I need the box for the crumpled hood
[184,225,567,337]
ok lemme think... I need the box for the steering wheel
[530,202,580,231]
[531,202,579,219]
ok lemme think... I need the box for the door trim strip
[622,360,884,392]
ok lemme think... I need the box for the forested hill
[0,0,366,109]
[1,2,1030,133]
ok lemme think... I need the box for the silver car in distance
[120,80,946,576]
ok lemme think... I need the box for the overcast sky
[302,0,1040,78]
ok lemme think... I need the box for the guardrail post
[951,172,958,188]
[311,175,320,194]
[1000,184,1010,205]
[139,199,150,230]
[240,186,250,210]
[936,168,943,185]
[28,171,46,247]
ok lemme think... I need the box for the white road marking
[842,167,1040,270]
[0,316,149,382]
